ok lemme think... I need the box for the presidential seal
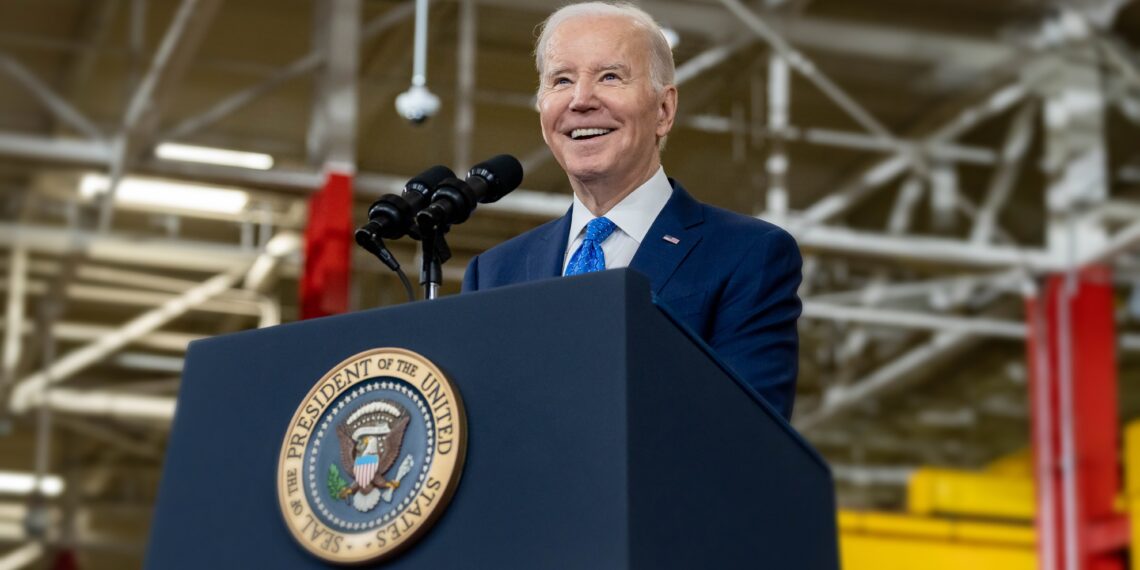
[277,348,466,564]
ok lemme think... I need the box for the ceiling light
[155,143,274,170]
[0,471,64,497]
[661,27,680,50]
[79,173,249,215]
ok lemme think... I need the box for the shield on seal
[354,455,379,486]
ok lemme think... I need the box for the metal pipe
[971,101,1038,244]
[795,332,973,432]
[801,302,1027,338]
[1028,288,1058,570]
[9,268,244,413]
[2,245,26,384]
[792,224,1059,271]
[44,389,176,422]
[718,0,901,146]
[766,53,789,219]
[412,0,429,87]
[454,0,476,172]
[0,542,43,570]
[0,53,104,141]
[798,82,1027,225]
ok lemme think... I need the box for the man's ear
[656,85,678,138]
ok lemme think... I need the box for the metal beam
[0,543,43,570]
[806,270,1025,305]
[9,268,244,413]
[44,389,175,423]
[2,245,27,386]
[478,0,1014,70]
[61,0,123,102]
[796,332,975,432]
[677,117,998,164]
[53,416,163,457]
[0,132,111,164]
[970,101,1038,244]
[161,52,323,142]
[162,2,416,143]
[0,52,104,140]
[792,224,1058,270]
[718,0,900,145]
[9,280,263,318]
[48,322,201,353]
[454,0,476,172]
[306,0,360,168]
[798,83,1028,225]
[0,222,257,273]
[801,303,1027,339]
[117,0,222,162]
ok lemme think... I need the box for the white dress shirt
[562,167,673,274]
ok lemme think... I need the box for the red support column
[1027,264,1123,570]
[300,171,353,319]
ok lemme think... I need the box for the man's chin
[560,156,618,182]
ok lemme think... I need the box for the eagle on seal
[336,399,411,512]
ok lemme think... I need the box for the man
[462,1,803,419]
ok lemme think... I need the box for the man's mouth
[569,128,613,140]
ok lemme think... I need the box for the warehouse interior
[1,0,1139,567]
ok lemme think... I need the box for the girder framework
[0,0,1136,556]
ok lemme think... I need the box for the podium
[147,269,837,569]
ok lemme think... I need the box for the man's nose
[568,81,598,111]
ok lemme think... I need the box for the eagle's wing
[373,414,411,483]
[336,422,355,475]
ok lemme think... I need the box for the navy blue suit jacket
[462,180,803,419]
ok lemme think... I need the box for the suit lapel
[526,210,572,281]
[629,180,704,294]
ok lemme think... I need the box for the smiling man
[462,1,803,420]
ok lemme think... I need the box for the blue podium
[147,269,837,569]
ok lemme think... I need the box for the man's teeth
[570,128,613,140]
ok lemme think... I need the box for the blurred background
[0,0,1139,568]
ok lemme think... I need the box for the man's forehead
[542,18,647,74]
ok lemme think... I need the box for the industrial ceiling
[1,0,1139,565]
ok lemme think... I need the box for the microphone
[355,165,456,243]
[416,154,523,230]
[355,165,455,277]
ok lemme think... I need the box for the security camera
[395,85,440,125]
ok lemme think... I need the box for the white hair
[534,2,676,94]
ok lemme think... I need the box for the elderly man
[462,1,802,419]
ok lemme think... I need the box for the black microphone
[355,165,456,243]
[416,154,523,230]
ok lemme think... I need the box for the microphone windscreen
[407,165,457,194]
[468,154,523,203]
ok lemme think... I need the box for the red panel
[300,171,353,319]
[1027,265,1122,570]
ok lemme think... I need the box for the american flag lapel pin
[662,234,680,245]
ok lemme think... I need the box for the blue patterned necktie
[565,217,617,276]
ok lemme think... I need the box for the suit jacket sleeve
[707,227,802,419]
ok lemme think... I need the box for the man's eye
[553,77,571,86]
[602,73,619,81]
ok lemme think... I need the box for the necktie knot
[584,217,616,242]
[564,217,617,276]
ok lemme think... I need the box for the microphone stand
[419,223,451,300]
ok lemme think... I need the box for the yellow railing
[839,420,1140,569]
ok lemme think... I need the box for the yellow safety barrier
[907,468,1034,521]
[1126,422,1140,569]
[837,418,1140,569]
[839,511,1036,570]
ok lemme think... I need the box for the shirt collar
[568,167,673,243]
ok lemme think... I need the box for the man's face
[538,15,676,189]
